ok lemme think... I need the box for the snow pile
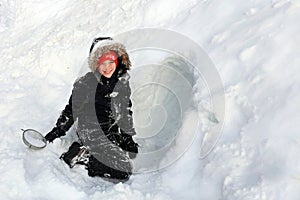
[1,0,300,199]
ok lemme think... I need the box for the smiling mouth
[103,70,112,74]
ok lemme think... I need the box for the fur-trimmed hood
[88,39,131,72]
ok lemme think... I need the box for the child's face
[97,60,117,78]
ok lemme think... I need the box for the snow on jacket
[52,40,138,173]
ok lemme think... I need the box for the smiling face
[97,51,118,78]
[97,60,117,78]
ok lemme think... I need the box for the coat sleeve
[55,76,90,133]
[117,81,139,158]
[45,95,74,141]
[118,81,136,136]
[54,75,91,134]
[55,95,74,133]
[47,77,89,139]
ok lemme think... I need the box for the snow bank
[1,0,300,199]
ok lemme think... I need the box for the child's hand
[45,127,65,143]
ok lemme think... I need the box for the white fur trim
[88,39,128,72]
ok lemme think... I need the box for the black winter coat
[53,68,138,174]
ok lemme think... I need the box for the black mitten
[45,127,65,142]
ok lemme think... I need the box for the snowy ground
[1,0,300,199]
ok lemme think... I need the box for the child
[45,37,139,183]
